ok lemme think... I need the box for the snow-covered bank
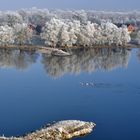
[0,120,96,140]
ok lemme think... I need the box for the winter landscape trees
[0,25,15,46]
[0,8,140,47]
[40,18,131,47]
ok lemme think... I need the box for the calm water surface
[0,48,140,140]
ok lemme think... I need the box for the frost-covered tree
[67,20,80,46]
[72,10,88,24]
[0,9,136,47]
[41,19,130,47]
[0,25,15,46]
[41,18,65,47]
[19,7,54,25]
[1,9,140,27]
[0,12,23,27]
[13,23,33,45]
[59,25,70,46]
[41,19,80,47]
[96,22,131,46]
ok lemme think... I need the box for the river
[0,47,140,140]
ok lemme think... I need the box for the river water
[0,47,140,140]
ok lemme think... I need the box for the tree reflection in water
[0,48,131,76]
[42,47,131,78]
[0,49,39,70]
[137,49,140,61]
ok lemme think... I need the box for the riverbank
[0,44,140,55]
[0,45,71,56]
[0,120,96,140]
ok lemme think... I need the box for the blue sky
[0,0,140,11]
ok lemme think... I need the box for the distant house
[127,24,135,33]
[115,23,135,33]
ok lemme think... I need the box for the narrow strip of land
[0,44,139,56]
[0,120,96,140]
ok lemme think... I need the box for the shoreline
[0,44,139,54]
[0,120,96,140]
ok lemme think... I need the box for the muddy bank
[0,120,96,140]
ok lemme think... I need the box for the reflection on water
[137,49,140,61]
[0,48,131,76]
[0,49,39,70]
[0,47,139,140]
[42,48,131,78]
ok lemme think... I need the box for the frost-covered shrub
[0,25,15,46]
